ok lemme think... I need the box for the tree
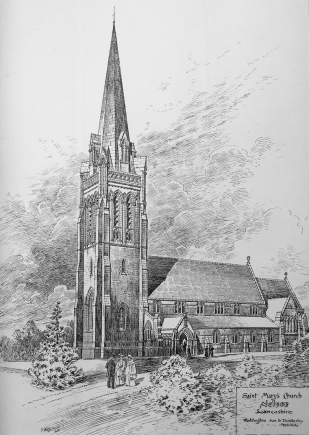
[13,320,44,360]
[64,319,74,347]
[29,302,84,389]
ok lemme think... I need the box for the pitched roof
[161,316,183,334]
[188,315,278,330]
[266,298,287,321]
[256,278,290,299]
[148,256,265,303]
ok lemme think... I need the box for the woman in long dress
[115,354,126,386]
[125,355,137,387]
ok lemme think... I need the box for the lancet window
[214,303,224,315]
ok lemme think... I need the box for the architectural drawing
[74,17,307,360]
[0,2,308,435]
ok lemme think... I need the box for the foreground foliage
[29,302,83,389]
[0,321,44,361]
[283,333,309,384]
[148,342,309,431]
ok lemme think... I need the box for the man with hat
[105,353,116,389]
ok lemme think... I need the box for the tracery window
[197,302,204,314]
[214,303,224,315]
[234,303,240,315]
[250,304,258,316]
[213,330,220,344]
[144,321,152,340]
[153,300,161,313]
[175,301,185,314]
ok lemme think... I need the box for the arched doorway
[178,328,193,356]
[179,332,187,354]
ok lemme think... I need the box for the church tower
[74,19,148,359]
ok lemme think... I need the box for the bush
[234,354,262,379]
[149,355,211,414]
[0,321,44,362]
[283,334,309,383]
[246,364,284,387]
[29,302,84,389]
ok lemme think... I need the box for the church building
[74,20,307,359]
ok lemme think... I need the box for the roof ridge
[149,255,247,268]
[257,277,287,283]
[245,260,266,304]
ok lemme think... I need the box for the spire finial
[247,256,251,265]
[284,271,288,280]
[113,7,116,25]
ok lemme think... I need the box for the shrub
[149,355,211,414]
[283,334,309,383]
[234,354,262,379]
[246,364,284,387]
[29,302,84,389]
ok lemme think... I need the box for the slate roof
[256,278,290,299]
[267,298,287,322]
[188,315,278,330]
[148,257,264,303]
[161,316,183,336]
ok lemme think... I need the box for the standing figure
[187,346,191,358]
[105,353,116,389]
[115,354,126,386]
[125,355,137,386]
[204,344,209,358]
[209,344,214,357]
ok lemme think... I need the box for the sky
[0,0,308,335]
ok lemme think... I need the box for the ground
[0,353,285,435]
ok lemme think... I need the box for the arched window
[89,257,93,277]
[153,300,161,313]
[214,303,224,315]
[268,330,273,343]
[175,301,185,314]
[213,330,220,344]
[118,304,128,331]
[250,305,258,316]
[113,194,121,241]
[197,302,204,314]
[234,303,240,315]
[251,331,256,343]
[85,289,94,331]
[126,195,132,243]
[232,332,238,344]
[144,321,152,340]
[86,205,92,246]
[293,317,298,333]
[113,195,119,227]
[121,259,126,275]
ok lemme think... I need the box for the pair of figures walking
[106,353,137,389]
[204,344,214,358]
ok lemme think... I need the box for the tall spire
[98,16,130,171]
